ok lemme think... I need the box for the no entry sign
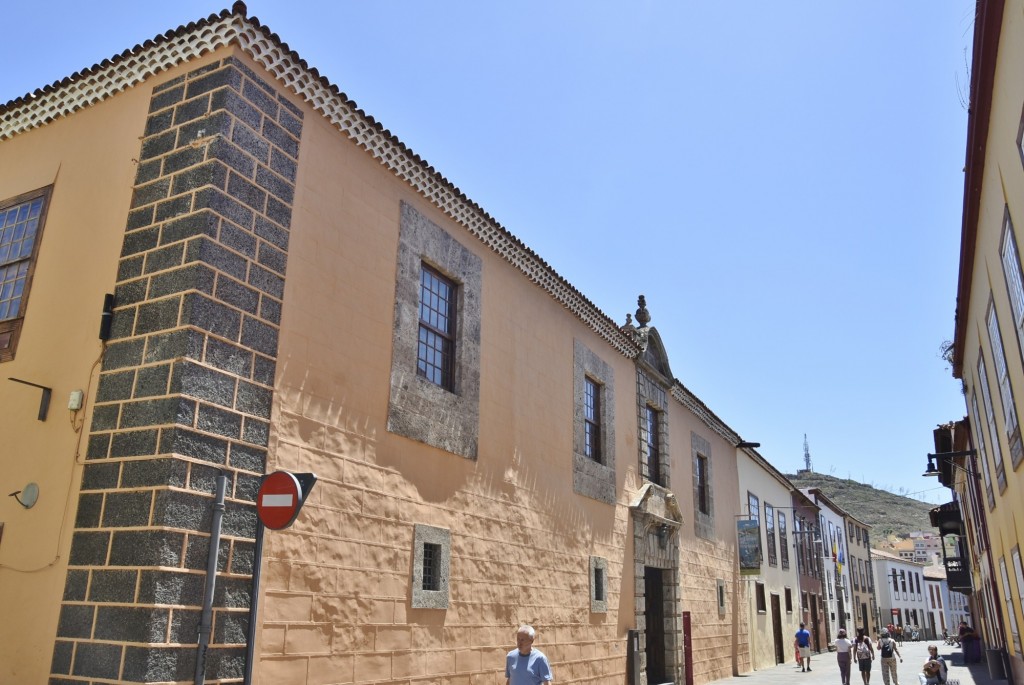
[257,471,316,529]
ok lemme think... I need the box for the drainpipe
[243,519,265,685]
[195,474,228,685]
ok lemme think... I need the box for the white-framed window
[1000,211,1024,349]
[987,300,1021,469]
[1000,556,1022,654]
[1012,547,1024,653]
[969,388,997,508]
[765,503,777,567]
[978,350,1008,489]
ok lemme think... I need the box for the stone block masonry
[51,54,303,683]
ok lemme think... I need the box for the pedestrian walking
[834,628,854,685]
[796,622,813,671]
[505,625,553,685]
[855,628,875,685]
[878,629,902,685]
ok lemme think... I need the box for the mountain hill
[785,471,937,543]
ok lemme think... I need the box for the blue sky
[1,2,976,504]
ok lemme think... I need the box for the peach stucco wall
[0,42,747,683]
[0,68,160,681]
[257,96,641,683]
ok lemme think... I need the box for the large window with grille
[584,377,602,461]
[417,265,456,390]
[0,188,50,362]
[644,405,663,485]
[695,454,710,515]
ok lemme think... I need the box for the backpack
[880,639,894,658]
[856,640,872,659]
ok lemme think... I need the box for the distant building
[872,549,930,640]
[845,514,877,633]
[924,563,970,640]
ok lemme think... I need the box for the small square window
[422,542,441,591]
[412,524,450,609]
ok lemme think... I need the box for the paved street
[712,640,1001,685]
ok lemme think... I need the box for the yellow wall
[0,74,156,681]
[959,1,1024,682]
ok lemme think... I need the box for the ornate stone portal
[630,483,684,685]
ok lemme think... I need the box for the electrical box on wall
[68,390,83,411]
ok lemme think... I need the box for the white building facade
[873,549,931,638]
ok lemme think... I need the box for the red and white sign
[257,471,303,530]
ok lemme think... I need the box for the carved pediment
[640,327,673,381]
[629,482,683,528]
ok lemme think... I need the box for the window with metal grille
[584,377,602,461]
[422,542,441,591]
[417,265,455,390]
[645,405,662,484]
[0,189,50,362]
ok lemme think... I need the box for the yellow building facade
[0,4,774,684]
[948,1,1024,683]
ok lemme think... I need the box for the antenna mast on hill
[803,434,813,472]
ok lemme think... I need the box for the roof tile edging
[1,4,744,443]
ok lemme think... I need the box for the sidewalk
[710,639,1003,685]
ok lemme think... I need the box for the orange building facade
[0,4,768,683]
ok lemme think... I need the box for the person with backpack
[795,622,813,672]
[878,629,903,685]
[855,628,875,685]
